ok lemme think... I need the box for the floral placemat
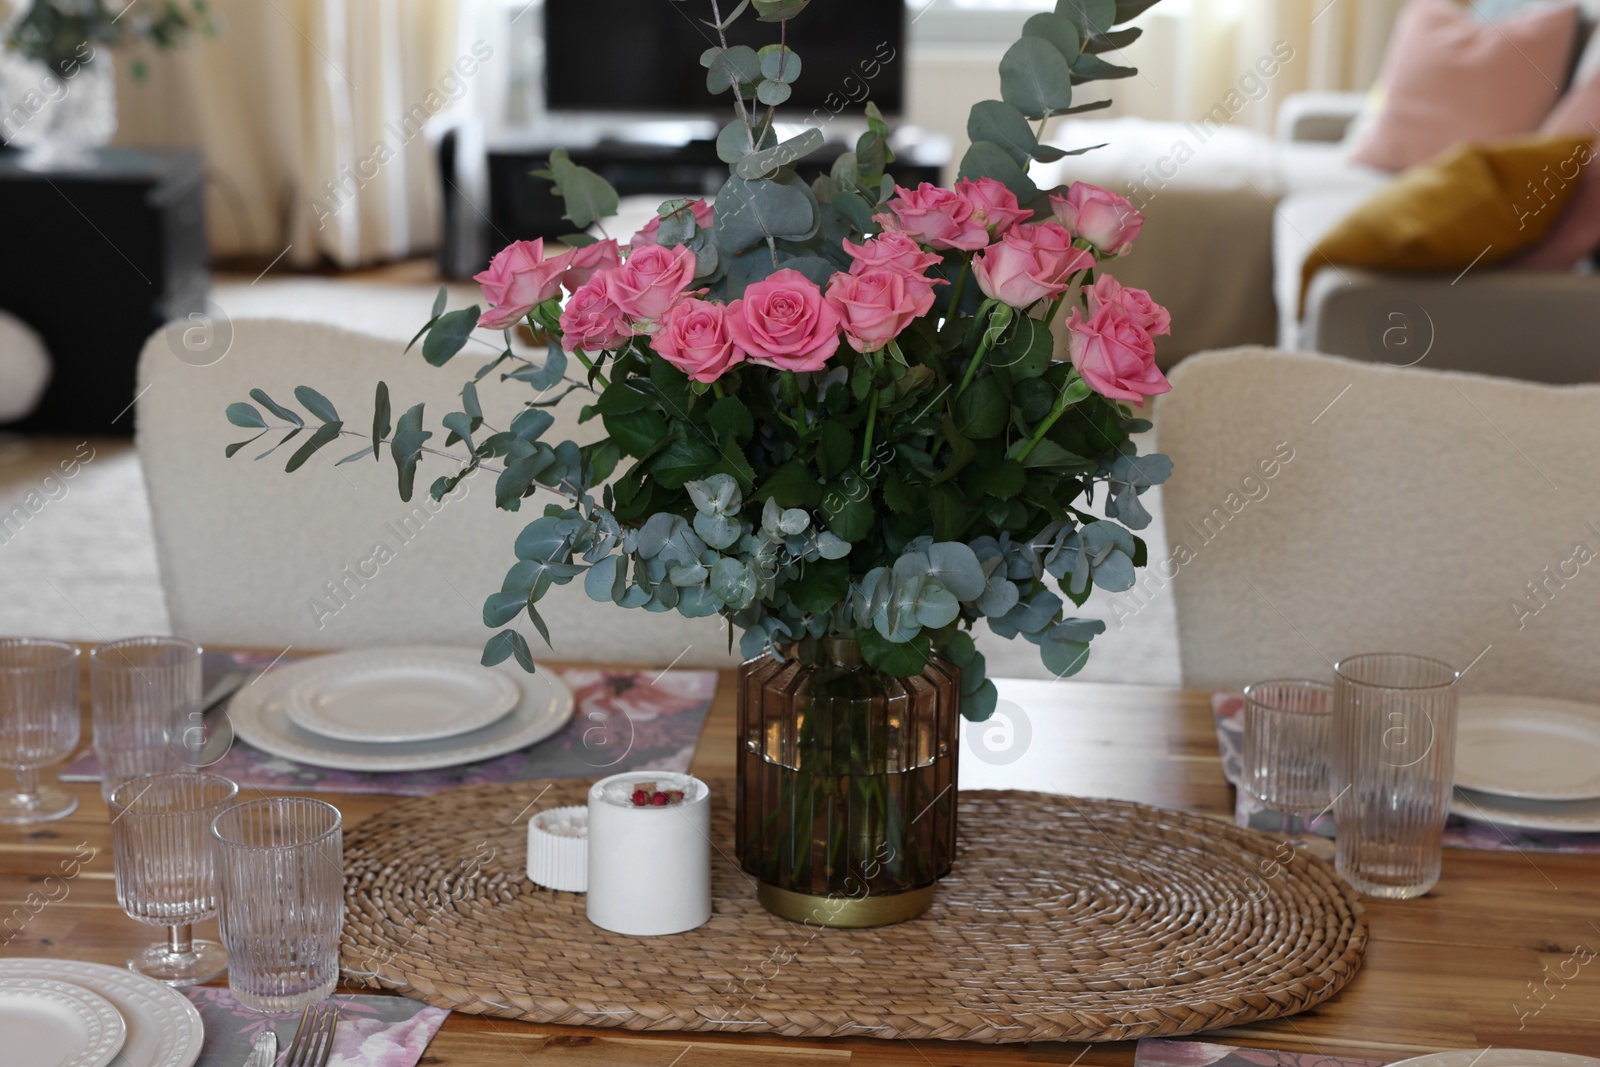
[185,987,448,1067]
[1135,1038,1384,1066]
[1214,692,1600,854]
[61,650,718,796]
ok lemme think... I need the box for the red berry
[669,790,685,802]
[631,788,649,806]
[651,791,668,806]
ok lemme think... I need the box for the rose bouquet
[223,0,1173,725]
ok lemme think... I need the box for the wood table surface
[2,656,1596,1065]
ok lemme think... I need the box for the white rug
[0,274,1180,685]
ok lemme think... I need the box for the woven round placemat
[341,780,1366,1043]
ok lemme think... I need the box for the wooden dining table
[2,654,1597,1066]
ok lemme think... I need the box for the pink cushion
[1350,0,1579,172]
[1515,70,1600,269]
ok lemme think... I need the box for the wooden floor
[1,663,1597,1064]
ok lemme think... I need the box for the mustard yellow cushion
[1302,133,1592,312]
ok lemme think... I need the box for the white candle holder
[526,805,588,892]
[586,771,711,936]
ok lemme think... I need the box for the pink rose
[559,239,621,294]
[607,244,697,322]
[726,269,842,372]
[473,239,567,328]
[842,232,944,278]
[971,222,1095,308]
[559,274,633,353]
[1086,274,1171,336]
[955,177,1032,238]
[653,298,746,383]
[1049,182,1144,257]
[1066,305,1171,405]
[873,183,991,251]
[825,268,938,354]
[629,199,715,251]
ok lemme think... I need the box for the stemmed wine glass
[0,638,82,824]
[109,771,238,985]
[1240,679,1335,838]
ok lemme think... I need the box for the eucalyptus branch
[708,0,757,151]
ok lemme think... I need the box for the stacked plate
[1452,695,1600,833]
[229,647,575,772]
[0,960,202,1067]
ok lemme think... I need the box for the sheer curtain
[114,0,465,266]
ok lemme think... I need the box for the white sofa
[1037,96,1600,383]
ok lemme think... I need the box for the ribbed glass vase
[736,637,959,927]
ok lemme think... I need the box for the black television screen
[543,0,905,116]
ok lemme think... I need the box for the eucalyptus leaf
[999,35,1075,119]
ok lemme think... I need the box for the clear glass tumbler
[212,797,344,1012]
[90,637,202,802]
[1332,652,1459,899]
[109,771,238,984]
[0,638,81,824]
[1241,679,1334,833]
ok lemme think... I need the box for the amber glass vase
[736,636,960,927]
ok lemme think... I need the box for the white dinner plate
[0,960,201,1067]
[282,648,521,744]
[1454,695,1600,800]
[1452,786,1600,833]
[1390,1051,1600,1067]
[0,978,126,1067]
[229,647,574,772]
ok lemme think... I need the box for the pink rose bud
[653,298,746,383]
[473,239,568,329]
[1086,274,1171,337]
[824,268,938,354]
[726,268,843,373]
[559,239,621,294]
[842,232,945,279]
[955,177,1032,238]
[559,274,634,354]
[629,199,715,251]
[971,221,1095,308]
[874,182,991,251]
[1049,182,1144,257]
[1066,305,1171,406]
[608,244,698,322]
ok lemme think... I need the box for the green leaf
[758,44,802,82]
[707,395,754,441]
[994,316,1055,380]
[954,376,1008,439]
[248,389,303,427]
[752,0,808,20]
[390,403,431,502]
[999,35,1074,119]
[649,356,694,417]
[962,679,1000,722]
[1058,0,1115,34]
[294,386,338,424]
[284,420,343,472]
[431,286,448,320]
[1071,52,1137,84]
[652,436,721,489]
[986,459,1027,500]
[716,119,755,164]
[482,629,535,672]
[734,125,823,180]
[442,411,476,450]
[224,431,267,458]
[820,483,873,542]
[755,79,791,106]
[483,591,525,627]
[791,557,849,614]
[929,484,968,541]
[856,628,930,677]
[226,402,266,429]
[524,341,567,392]
[1022,12,1081,65]
[958,141,1039,202]
[371,382,391,460]
[1085,25,1142,53]
[603,409,670,457]
[545,147,620,229]
[1113,0,1161,22]
[815,420,855,481]
[703,44,762,94]
[967,99,1040,169]
[422,307,478,367]
[753,459,823,509]
[715,176,816,253]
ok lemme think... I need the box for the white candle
[526,805,588,892]
[586,771,711,936]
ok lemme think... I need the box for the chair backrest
[1153,346,1600,699]
[135,318,735,667]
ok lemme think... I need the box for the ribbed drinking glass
[1332,652,1459,899]
[90,637,202,802]
[1241,679,1334,833]
[109,772,238,984]
[0,638,81,824]
[212,797,344,1012]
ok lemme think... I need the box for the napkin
[1135,1037,1384,1066]
[185,988,449,1067]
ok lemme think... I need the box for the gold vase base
[756,882,935,928]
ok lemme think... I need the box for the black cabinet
[0,147,208,434]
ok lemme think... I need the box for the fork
[282,1003,339,1067]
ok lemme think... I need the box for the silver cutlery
[242,1029,277,1067]
[283,1003,338,1067]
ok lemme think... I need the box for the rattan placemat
[341,780,1367,1043]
